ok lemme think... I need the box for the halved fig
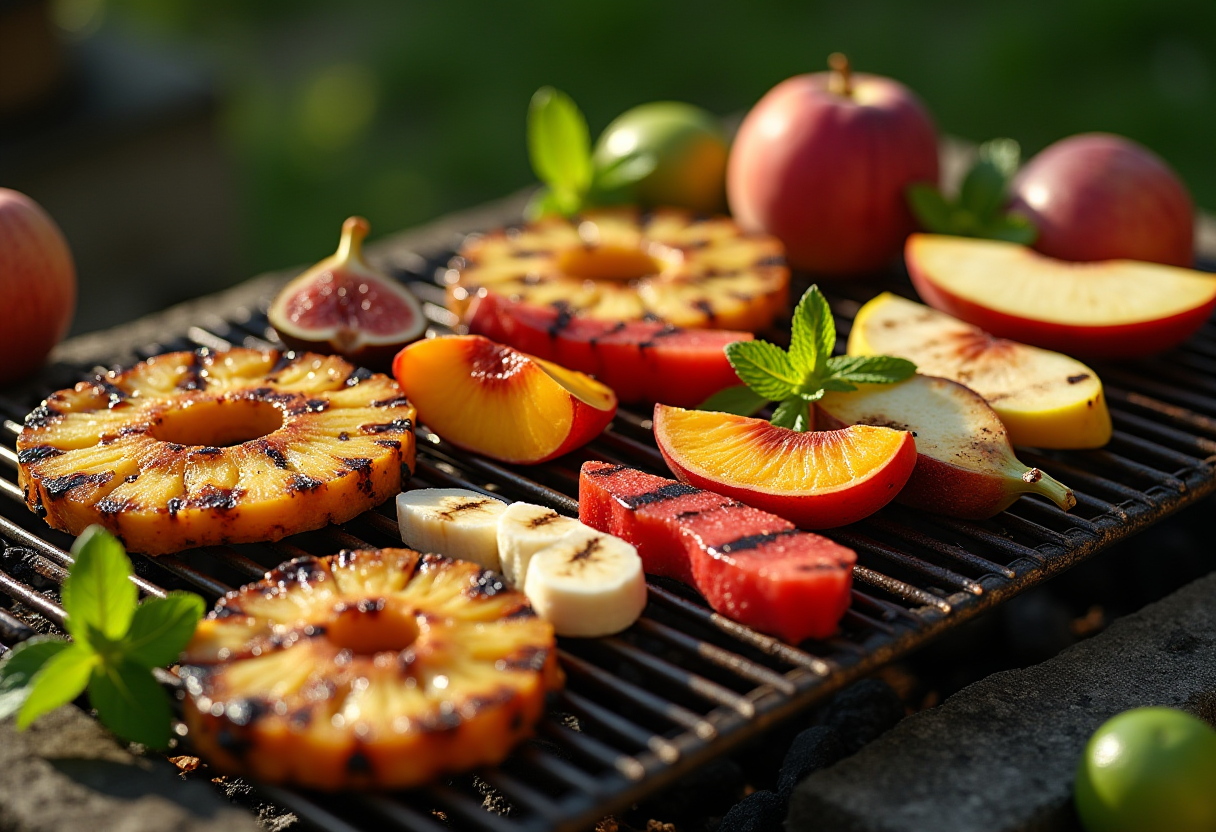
[269,217,426,369]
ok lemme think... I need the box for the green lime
[1075,707,1216,832]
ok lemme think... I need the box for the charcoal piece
[821,679,904,755]
[776,726,845,799]
[718,790,785,832]
[473,775,514,817]
[638,757,744,822]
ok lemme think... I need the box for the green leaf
[827,355,917,384]
[63,526,137,646]
[724,340,801,401]
[17,644,97,729]
[959,158,1008,222]
[984,213,1039,245]
[978,137,1021,181]
[89,658,173,749]
[770,398,811,432]
[788,286,835,378]
[906,183,957,234]
[818,378,858,393]
[524,187,566,221]
[527,87,592,200]
[698,384,769,417]
[0,637,70,720]
[121,592,205,669]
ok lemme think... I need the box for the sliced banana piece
[396,488,507,571]
[497,502,584,588]
[524,526,648,638]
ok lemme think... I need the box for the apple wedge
[849,293,1111,449]
[817,375,1075,519]
[905,234,1216,357]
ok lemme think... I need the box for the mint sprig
[906,138,1038,244]
[0,526,204,749]
[703,286,916,431]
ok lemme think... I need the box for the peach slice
[393,335,617,464]
[905,233,1216,357]
[652,404,916,529]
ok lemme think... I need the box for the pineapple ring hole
[326,598,420,655]
[151,399,285,448]
[557,245,671,282]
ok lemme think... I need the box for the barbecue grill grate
[1,252,1215,832]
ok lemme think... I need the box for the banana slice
[396,488,507,571]
[497,502,584,588]
[523,526,648,638]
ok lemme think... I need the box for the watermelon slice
[579,461,856,643]
[466,292,748,407]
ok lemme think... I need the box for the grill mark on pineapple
[193,446,223,457]
[465,569,507,599]
[288,474,323,493]
[618,482,701,509]
[370,396,410,408]
[94,379,129,407]
[344,365,374,386]
[271,351,300,374]
[338,432,350,441]
[177,351,207,391]
[694,299,716,321]
[287,398,329,416]
[96,496,137,516]
[188,485,242,512]
[17,445,62,464]
[42,471,113,500]
[24,405,64,429]
[340,458,375,495]
[361,418,412,435]
[256,440,289,469]
[374,439,400,451]
[502,645,550,672]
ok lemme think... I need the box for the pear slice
[849,292,1111,449]
[818,374,1075,519]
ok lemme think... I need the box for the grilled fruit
[467,292,748,406]
[496,501,583,588]
[396,488,508,572]
[179,548,562,790]
[447,207,788,331]
[849,293,1112,449]
[17,349,415,555]
[817,374,1076,519]
[580,462,856,643]
[393,335,616,464]
[653,404,916,529]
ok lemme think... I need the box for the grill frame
[1,245,1215,832]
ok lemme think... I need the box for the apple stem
[1028,468,1077,512]
[828,52,853,96]
[336,216,371,264]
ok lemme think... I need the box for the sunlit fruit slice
[579,461,856,642]
[905,233,1216,357]
[269,217,426,369]
[652,405,915,528]
[467,291,747,406]
[818,374,1075,519]
[849,292,1112,449]
[392,335,616,464]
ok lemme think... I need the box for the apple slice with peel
[817,374,1075,519]
[850,293,1112,450]
[906,233,1216,358]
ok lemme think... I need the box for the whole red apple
[0,189,76,386]
[727,54,939,275]
[1008,133,1194,267]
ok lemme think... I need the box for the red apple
[1008,133,1194,267]
[727,54,939,275]
[0,189,76,385]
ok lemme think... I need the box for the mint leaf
[984,213,1038,245]
[770,398,810,431]
[906,183,956,235]
[0,637,70,720]
[978,137,1021,181]
[17,644,97,729]
[527,87,592,206]
[959,158,1007,221]
[122,593,204,669]
[789,286,835,377]
[90,658,174,749]
[524,186,567,221]
[818,377,859,393]
[827,355,917,384]
[698,384,769,417]
[63,526,137,645]
[724,340,801,401]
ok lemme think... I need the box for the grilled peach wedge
[393,335,616,464]
[653,405,915,528]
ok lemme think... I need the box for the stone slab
[788,571,1216,832]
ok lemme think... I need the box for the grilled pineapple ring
[16,348,415,555]
[180,548,562,790]
[447,206,789,331]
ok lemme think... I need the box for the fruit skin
[1009,133,1194,267]
[850,292,1112,450]
[905,234,1216,358]
[269,217,426,370]
[579,461,856,643]
[592,102,729,213]
[1075,707,1216,832]
[817,375,1075,519]
[392,334,616,465]
[467,292,748,407]
[727,59,939,275]
[0,188,76,386]
[653,405,916,529]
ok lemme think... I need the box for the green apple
[1075,707,1216,832]
[592,102,728,213]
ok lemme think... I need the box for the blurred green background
[5,0,1215,331]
